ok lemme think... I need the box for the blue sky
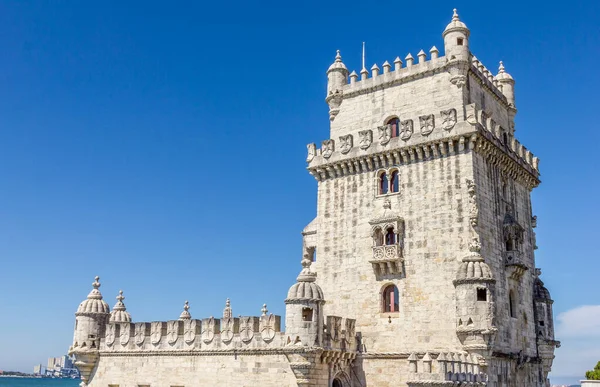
[0,1,598,384]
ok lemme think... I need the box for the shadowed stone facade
[70,9,558,387]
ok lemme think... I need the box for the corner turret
[443,9,470,62]
[284,258,325,346]
[326,50,348,122]
[69,276,110,387]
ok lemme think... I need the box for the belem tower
[69,9,559,387]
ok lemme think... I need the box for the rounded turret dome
[495,61,514,82]
[285,259,325,303]
[109,290,131,323]
[77,276,110,315]
[534,278,551,301]
[443,9,470,37]
[456,258,493,281]
[327,50,348,73]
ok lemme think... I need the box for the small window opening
[382,285,399,313]
[374,228,384,246]
[307,247,316,262]
[387,117,400,138]
[302,308,313,321]
[332,379,343,387]
[379,173,388,195]
[503,132,508,145]
[539,320,545,326]
[385,228,395,245]
[457,38,464,46]
[509,290,516,318]
[390,171,399,193]
[506,237,514,251]
[477,288,487,301]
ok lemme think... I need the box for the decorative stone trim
[99,347,324,357]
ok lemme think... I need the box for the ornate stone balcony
[504,250,528,280]
[370,244,403,276]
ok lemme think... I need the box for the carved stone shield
[321,139,334,159]
[134,323,146,346]
[378,125,391,145]
[419,115,435,136]
[120,323,130,346]
[202,317,215,344]
[399,120,413,141]
[167,321,179,345]
[339,134,353,154]
[260,314,277,342]
[306,143,316,162]
[150,322,162,345]
[239,317,255,343]
[184,319,197,345]
[441,109,457,131]
[105,323,116,346]
[358,130,372,150]
[221,318,234,343]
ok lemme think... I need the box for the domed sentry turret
[453,239,497,361]
[109,290,132,323]
[325,50,348,121]
[443,9,470,62]
[496,61,516,107]
[69,276,110,387]
[284,258,325,347]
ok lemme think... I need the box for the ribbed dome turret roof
[443,9,470,37]
[496,61,514,81]
[77,276,110,315]
[455,239,495,283]
[285,259,324,303]
[327,50,348,73]
[109,290,131,323]
[534,277,552,301]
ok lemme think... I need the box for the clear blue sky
[0,1,598,384]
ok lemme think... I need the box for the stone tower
[305,9,558,387]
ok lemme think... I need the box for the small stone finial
[405,53,414,67]
[417,49,426,63]
[452,8,460,21]
[261,304,268,316]
[117,290,124,302]
[335,50,342,62]
[393,56,403,71]
[223,298,232,319]
[179,300,191,320]
[498,61,505,73]
[93,276,100,289]
[382,61,391,74]
[109,290,132,322]
[86,276,103,300]
[430,46,439,59]
[296,257,317,283]
[360,66,368,81]
[349,70,358,85]
[371,63,380,77]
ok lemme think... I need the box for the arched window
[503,132,509,145]
[390,171,399,193]
[374,228,384,246]
[385,227,395,245]
[379,172,388,195]
[506,237,514,251]
[332,379,343,387]
[387,117,400,138]
[382,285,399,313]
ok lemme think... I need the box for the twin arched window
[378,170,399,195]
[382,285,399,313]
[374,226,397,246]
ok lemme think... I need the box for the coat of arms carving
[120,323,130,346]
[167,321,179,345]
[441,109,457,131]
[260,314,278,342]
[150,322,162,345]
[358,130,372,150]
[239,317,256,343]
[134,323,146,346]
[419,114,435,136]
[321,139,334,159]
[105,323,116,346]
[202,317,216,344]
[306,143,316,162]
[339,134,353,154]
[378,125,392,145]
[400,120,413,141]
[183,319,197,345]
[221,318,235,343]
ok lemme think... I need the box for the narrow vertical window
[509,290,516,318]
[374,228,384,246]
[385,227,395,245]
[390,171,399,193]
[477,288,487,301]
[383,285,399,312]
[387,117,400,137]
[379,173,388,195]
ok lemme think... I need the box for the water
[0,379,80,387]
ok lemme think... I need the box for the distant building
[33,364,43,375]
